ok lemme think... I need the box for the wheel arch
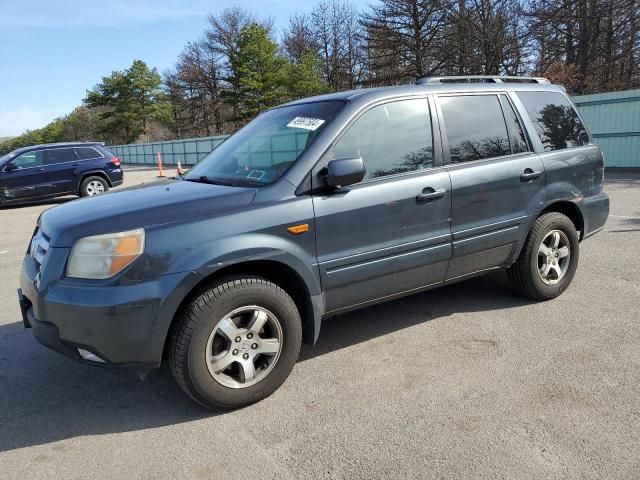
[77,170,112,193]
[511,200,585,263]
[162,259,319,360]
[540,200,585,240]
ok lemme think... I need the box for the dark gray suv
[18,76,609,409]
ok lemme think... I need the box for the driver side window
[11,151,44,169]
[332,98,434,180]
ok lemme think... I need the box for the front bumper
[19,290,83,361]
[19,251,201,371]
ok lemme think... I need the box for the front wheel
[169,276,302,409]
[507,212,580,301]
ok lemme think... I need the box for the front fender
[179,234,322,296]
[124,196,324,342]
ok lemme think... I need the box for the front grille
[29,229,50,269]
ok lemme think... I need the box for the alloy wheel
[205,306,283,389]
[86,180,105,195]
[537,229,571,285]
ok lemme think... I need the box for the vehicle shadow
[607,211,640,232]
[0,197,75,210]
[0,275,530,452]
[299,274,528,361]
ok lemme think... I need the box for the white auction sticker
[286,117,325,131]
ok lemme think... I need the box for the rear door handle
[520,169,542,182]
[416,188,446,203]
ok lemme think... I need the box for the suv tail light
[110,157,121,167]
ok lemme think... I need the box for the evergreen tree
[227,23,288,122]
[84,60,164,143]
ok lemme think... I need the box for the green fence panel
[109,135,230,166]
[573,89,640,168]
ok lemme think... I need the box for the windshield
[185,101,345,186]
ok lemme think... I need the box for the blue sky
[0,0,368,137]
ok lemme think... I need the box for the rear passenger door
[436,92,545,280]
[312,97,452,313]
[44,147,79,194]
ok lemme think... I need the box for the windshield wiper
[185,176,234,186]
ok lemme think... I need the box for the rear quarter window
[74,147,103,160]
[517,91,589,151]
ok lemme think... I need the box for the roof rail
[416,75,550,85]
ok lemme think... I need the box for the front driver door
[312,97,452,314]
[0,150,47,201]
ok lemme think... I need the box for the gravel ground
[0,168,638,479]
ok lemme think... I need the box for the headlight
[67,228,145,279]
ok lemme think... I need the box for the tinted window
[333,99,433,180]
[440,95,510,163]
[500,94,529,154]
[12,151,44,169]
[45,148,75,165]
[517,91,589,151]
[74,147,102,160]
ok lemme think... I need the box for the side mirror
[325,157,366,188]
[3,163,18,173]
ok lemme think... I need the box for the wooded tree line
[2,0,639,153]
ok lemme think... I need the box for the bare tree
[282,13,318,62]
[310,0,365,89]
[444,0,528,76]
[361,0,450,83]
[526,0,639,93]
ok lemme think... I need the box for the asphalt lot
[0,168,639,479]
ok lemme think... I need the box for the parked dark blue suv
[18,77,609,410]
[0,142,123,205]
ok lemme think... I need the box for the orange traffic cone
[176,160,184,176]
[157,152,165,178]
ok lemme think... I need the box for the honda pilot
[18,77,609,409]
[0,142,122,205]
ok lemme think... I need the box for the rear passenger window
[74,147,102,160]
[500,94,529,154]
[517,91,589,151]
[45,148,75,165]
[439,95,510,163]
[332,98,433,180]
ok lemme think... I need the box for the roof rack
[416,75,550,85]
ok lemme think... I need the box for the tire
[80,176,109,197]
[507,212,580,301]
[169,276,302,410]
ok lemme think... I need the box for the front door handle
[520,169,542,182]
[416,188,446,203]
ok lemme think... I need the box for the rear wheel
[80,176,109,197]
[169,276,302,409]
[507,212,579,300]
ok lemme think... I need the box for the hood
[41,179,257,247]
